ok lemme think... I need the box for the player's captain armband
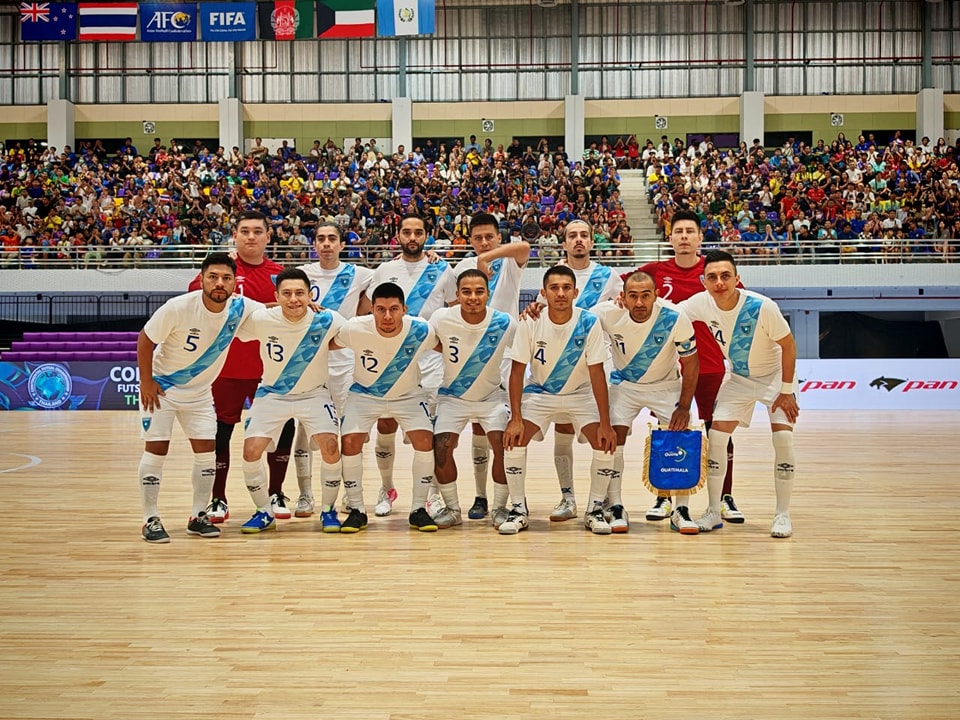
[642,427,708,494]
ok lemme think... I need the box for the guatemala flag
[376,0,434,36]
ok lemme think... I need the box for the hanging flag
[140,3,197,42]
[20,3,78,42]
[376,0,434,37]
[201,2,257,41]
[258,1,313,40]
[78,1,137,41]
[316,0,374,38]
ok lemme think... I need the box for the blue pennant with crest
[728,295,762,377]
[644,428,706,493]
[406,261,449,317]
[611,306,679,385]
[350,320,430,397]
[155,297,246,390]
[576,264,612,309]
[321,264,356,311]
[439,310,510,397]
[255,312,334,397]
[524,310,598,395]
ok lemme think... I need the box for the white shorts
[714,372,797,429]
[610,378,690,433]
[327,363,352,412]
[244,388,340,451]
[419,351,444,392]
[520,386,599,443]
[434,392,510,436]
[340,392,434,438]
[140,390,216,442]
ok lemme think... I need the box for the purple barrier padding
[0,360,143,410]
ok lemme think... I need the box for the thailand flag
[79,1,137,41]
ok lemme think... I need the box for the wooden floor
[0,409,959,720]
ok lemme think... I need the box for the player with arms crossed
[137,253,260,543]
[592,271,700,533]
[628,209,744,525]
[680,250,800,538]
[503,265,617,535]
[453,212,530,520]
[430,269,517,529]
[290,222,374,518]
[332,282,440,533]
[233,268,346,534]
[367,214,457,517]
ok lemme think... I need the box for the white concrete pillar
[46,98,75,155]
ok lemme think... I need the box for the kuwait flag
[258,0,313,40]
[317,0,374,38]
[79,1,137,41]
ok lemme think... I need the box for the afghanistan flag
[317,0,374,38]
[258,0,313,39]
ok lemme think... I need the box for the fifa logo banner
[141,3,197,41]
[201,1,257,40]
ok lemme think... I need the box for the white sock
[341,453,365,513]
[608,446,625,506]
[588,449,617,508]
[706,429,731,513]
[293,423,313,493]
[439,481,460,512]
[554,431,575,498]
[675,493,690,510]
[375,431,396,489]
[472,434,490,498]
[319,459,342,511]
[242,459,272,513]
[493,482,509,510]
[503,447,529,515]
[411,450,435,511]
[191,451,216,518]
[139,451,165,522]
[772,430,796,514]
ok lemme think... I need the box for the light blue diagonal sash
[255,312,334,397]
[524,311,598,395]
[485,258,503,305]
[729,295,762,377]
[610,306,679,385]
[576,264,612,309]
[405,260,449,317]
[154,296,246,390]
[320,263,356,311]
[349,319,429,397]
[438,310,510,397]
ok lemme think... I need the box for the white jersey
[454,255,525,320]
[143,291,261,400]
[236,307,345,397]
[298,261,374,319]
[430,306,517,402]
[572,261,622,310]
[506,307,607,395]
[335,315,437,399]
[299,260,374,371]
[369,256,457,320]
[591,299,696,387]
[681,289,790,378]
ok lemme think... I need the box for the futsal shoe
[409,508,439,532]
[205,498,229,523]
[468,496,489,520]
[549,497,577,522]
[295,494,315,518]
[491,506,510,530]
[645,496,672,521]
[186,512,220,538]
[584,507,613,535]
[771,511,793,538]
[669,506,700,535]
[434,507,463,529]
[720,494,745,524]
[695,509,723,533]
[498,510,529,535]
[320,508,341,533]
[241,510,276,534]
[340,508,368,534]
[608,505,630,534]
[142,516,170,544]
[374,487,398,517]
[270,493,292,520]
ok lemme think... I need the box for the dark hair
[274,267,310,290]
[371,281,406,304]
[703,249,737,272]
[671,209,701,227]
[201,252,236,274]
[235,209,268,229]
[543,264,577,288]
[468,212,499,236]
[314,221,342,240]
[457,268,489,289]
[622,270,656,288]
[400,212,427,229]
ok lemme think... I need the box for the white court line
[0,453,42,474]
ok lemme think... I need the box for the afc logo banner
[140,3,197,42]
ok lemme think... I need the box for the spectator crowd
[643,131,960,262]
[0,134,626,269]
